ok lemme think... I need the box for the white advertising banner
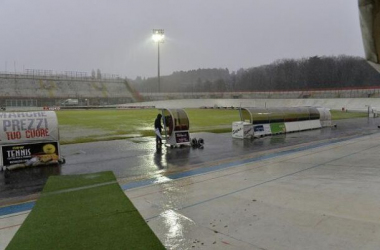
[285,122,300,133]
[253,124,271,137]
[232,122,252,139]
[298,121,311,131]
[309,120,322,129]
[0,111,59,145]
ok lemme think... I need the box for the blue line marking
[145,138,380,221]
[0,201,35,217]
[121,134,366,190]
[121,178,159,190]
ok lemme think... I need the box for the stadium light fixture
[152,29,165,43]
[152,29,164,92]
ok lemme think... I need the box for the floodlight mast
[152,29,164,92]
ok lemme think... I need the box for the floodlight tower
[152,29,164,92]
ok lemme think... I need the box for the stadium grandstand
[0,69,142,108]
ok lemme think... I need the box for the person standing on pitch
[154,113,163,147]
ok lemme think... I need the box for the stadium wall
[119,98,380,112]
[140,87,380,100]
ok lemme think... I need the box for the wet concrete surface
[1,117,379,203]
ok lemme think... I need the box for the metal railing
[0,69,123,81]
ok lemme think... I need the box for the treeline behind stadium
[131,55,380,93]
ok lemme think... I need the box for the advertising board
[270,122,286,134]
[253,124,271,137]
[2,141,60,168]
[232,122,252,139]
[0,111,59,145]
[175,131,190,143]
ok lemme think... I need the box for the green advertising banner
[270,122,286,134]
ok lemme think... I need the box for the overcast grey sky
[0,0,364,79]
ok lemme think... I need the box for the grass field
[330,110,368,120]
[57,109,367,144]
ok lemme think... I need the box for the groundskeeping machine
[0,111,65,171]
[232,106,332,139]
[159,108,192,147]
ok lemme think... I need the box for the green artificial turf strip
[6,171,165,250]
[42,171,116,192]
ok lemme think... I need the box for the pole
[158,42,160,92]
[161,109,167,141]
[239,103,242,121]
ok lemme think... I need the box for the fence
[0,70,122,81]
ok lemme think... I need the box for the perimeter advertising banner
[175,131,190,143]
[0,111,59,145]
[2,142,60,168]
[253,124,271,137]
[270,122,286,134]
[232,122,252,139]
